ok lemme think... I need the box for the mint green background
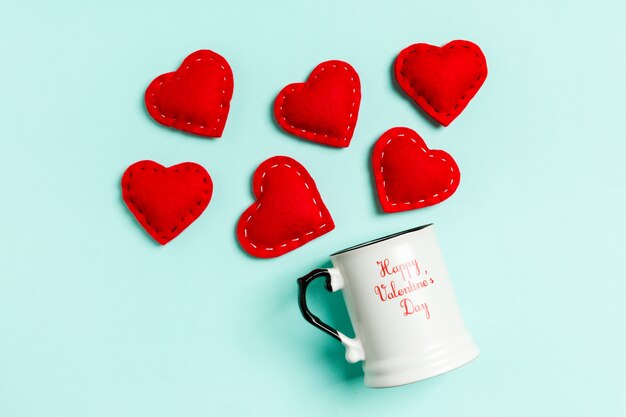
[1,0,625,416]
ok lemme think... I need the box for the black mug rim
[330,223,433,257]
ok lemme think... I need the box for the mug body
[330,224,479,387]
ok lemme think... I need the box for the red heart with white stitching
[145,50,234,137]
[121,160,213,244]
[237,156,334,258]
[372,127,460,213]
[395,40,487,126]
[274,60,361,148]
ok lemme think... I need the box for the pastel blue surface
[1,1,625,416]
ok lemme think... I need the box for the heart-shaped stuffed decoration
[121,160,213,245]
[395,40,487,126]
[145,50,234,137]
[372,127,460,213]
[237,156,335,258]
[274,60,361,148]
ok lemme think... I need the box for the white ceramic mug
[297,224,479,388]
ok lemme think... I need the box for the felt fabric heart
[395,40,487,126]
[372,127,460,213]
[145,50,234,137]
[237,156,335,258]
[274,60,361,148]
[121,160,213,245]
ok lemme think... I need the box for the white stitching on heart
[244,162,328,252]
[148,51,231,133]
[276,62,359,144]
[379,131,456,207]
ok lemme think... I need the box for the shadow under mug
[297,223,479,388]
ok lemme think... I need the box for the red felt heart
[395,40,487,126]
[372,127,460,212]
[121,160,213,245]
[237,156,335,258]
[274,60,361,148]
[145,50,234,137]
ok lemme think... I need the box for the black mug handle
[297,268,365,363]
[297,269,340,341]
